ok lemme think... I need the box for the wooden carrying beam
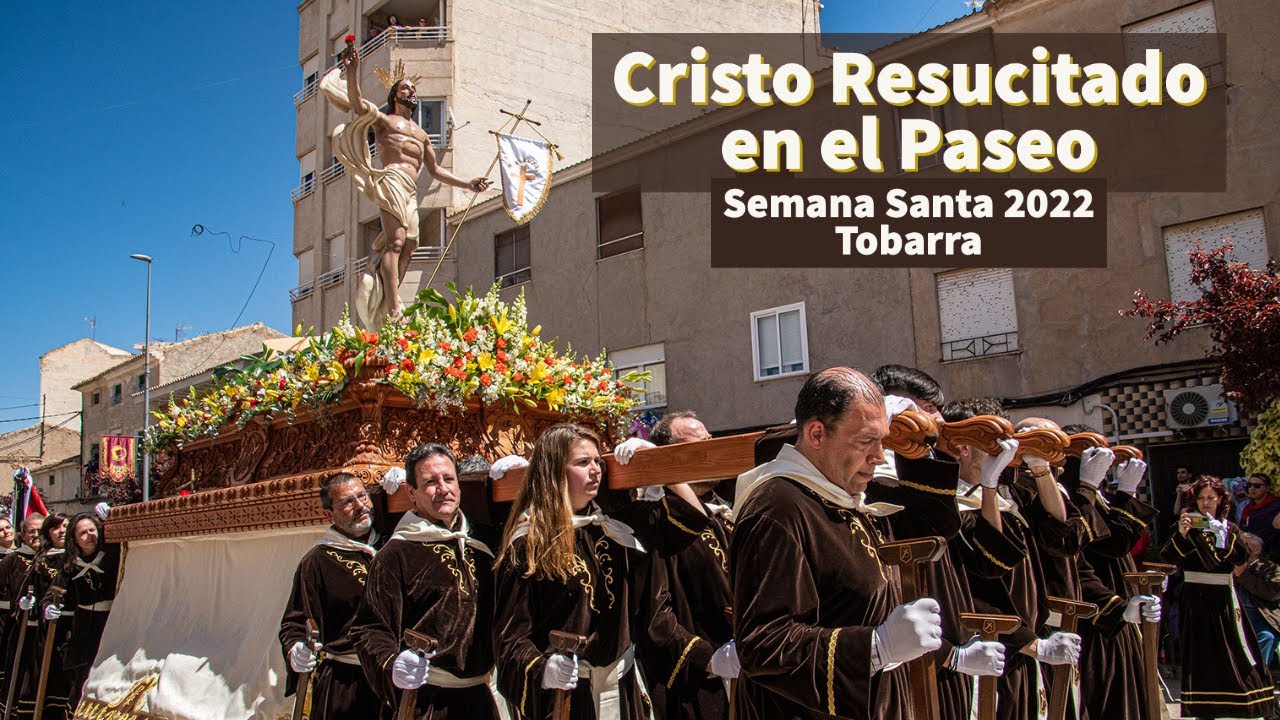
[491,410,955,502]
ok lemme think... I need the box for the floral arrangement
[146,284,648,451]
[1241,399,1280,488]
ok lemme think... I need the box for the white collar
[506,502,645,552]
[315,526,380,556]
[735,444,902,517]
[392,511,492,556]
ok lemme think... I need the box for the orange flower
[496,350,508,363]
[463,327,478,342]
[496,337,508,349]
[362,331,380,344]
[598,380,608,390]
[453,357,465,369]
[397,338,409,351]
[401,358,415,373]
[496,363,508,374]
[480,373,493,387]
[405,330,418,340]
[512,372,525,382]
[439,341,452,352]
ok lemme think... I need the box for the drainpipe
[1082,398,1121,443]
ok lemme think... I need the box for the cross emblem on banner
[514,162,536,207]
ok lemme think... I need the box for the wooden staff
[724,607,736,720]
[876,537,947,720]
[958,613,1021,720]
[1043,597,1096,720]
[935,415,1016,459]
[33,586,66,720]
[1124,571,1168,720]
[549,630,588,720]
[3,585,34,720]
[396,630,439,720]
[291,619,320,720]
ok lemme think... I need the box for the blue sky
[0,0,968,432]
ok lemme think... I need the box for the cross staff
[3,585,35,720]
[396,630,439,720]
[1124,571,1168,720]
[877,537,947,720]
[291,619,320,720]
[1043,597,1096,720]
[33,586,66,720]
[549,630,589,720]
[959,613,1021,720]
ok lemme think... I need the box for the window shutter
[756,314,780,375]
[778,310,805,373]
[1164,209,1269,303]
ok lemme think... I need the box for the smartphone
[1189,516,1212,531]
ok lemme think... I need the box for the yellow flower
[492,313,513,335]
[546,388,565,409]
[304,363,320,382]
[417,348,436,365]
[176,416,188,428]
[530,362,549,382]
[477,353,495,371]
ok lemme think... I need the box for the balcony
[290,175,316,203]
[294,25,452,107]
[289,282,315,302]
[320,159,345,184]
[317,267,346,289]
[941,331,1019,362]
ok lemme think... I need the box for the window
[896,102,947,169]
[1124,1,1224,85]
[136,373,146,391]
[936,268,1019,361]
[495,226,531,288]
[597,189,644,259]
[48,475,55,487]
[609,344,666,409]
[751,303,809,381]
[110,384,123,405]
[89,444,100,463]
[92,392,100,406]
[296,150,317,200]
[1164,208,1269,303]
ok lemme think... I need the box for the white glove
[43,604,61,621]
[613,437,656,465]
[541,653,578,691]
[980,439,1020,489]
[1115,459,1148,494]
[488,455,530,480]
[884,395,919,420]
[94,502,111,520]
[18,593,35,611]
[1036,632,1082,666]
[289,641,318,673]
[1123,595,1162,624]
[1078,447,1115,488]
[380,467,405,496]
[391,649,431,690]
[1023,454,1050,473]
[709,641,740,679]
[1208,518,1228,548]
[950,635,1006,677]
[874,598,943,665]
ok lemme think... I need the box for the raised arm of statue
[422,146,491,193]
[343,47,365,115]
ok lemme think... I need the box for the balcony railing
[289,282,315,302]
[296,25,452,105]
[317,267,346,289]
[291,176,316,202]
[941,331,1019,362]
[293,77,318,106]
[320,161,345,183]
[411,245,448,262]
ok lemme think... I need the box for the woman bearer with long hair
[494,423,650,720]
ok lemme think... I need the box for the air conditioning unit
[1163,385,1234,430]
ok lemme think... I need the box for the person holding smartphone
[1163,475,1275,719]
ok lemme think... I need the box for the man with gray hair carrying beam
[279,472,384,719]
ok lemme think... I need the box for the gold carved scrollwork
[431,544,466,595]
[593,537,617,610]
[326,550,369,586]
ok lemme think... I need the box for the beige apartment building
[289,0,820,330]
[73,323,285,493]
[436,0,1277,517]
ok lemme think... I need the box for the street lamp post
[130,254,152,502]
